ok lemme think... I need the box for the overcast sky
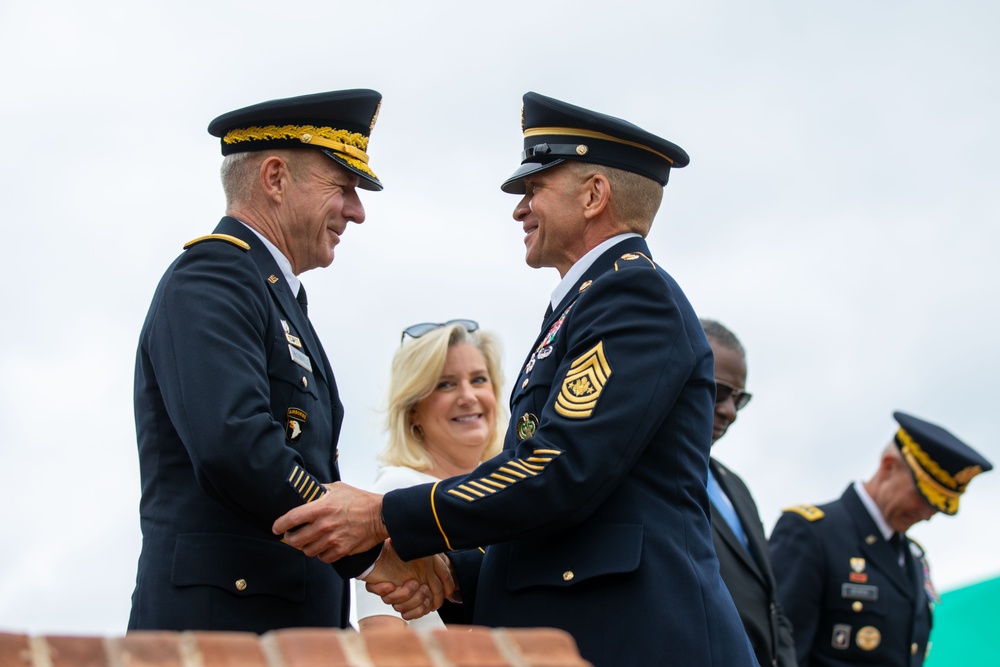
[1,0,997,635]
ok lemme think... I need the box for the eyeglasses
[401,319,479,344]
[715,378,752,411]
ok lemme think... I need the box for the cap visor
[500,159,565,194]
[319,148,383,191]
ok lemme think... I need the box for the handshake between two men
[273,481,453,620]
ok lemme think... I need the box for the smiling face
[511,164,589,276]
[708,338,748,444]
[410,343,498,469]
[281,151,366,274]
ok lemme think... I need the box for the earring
[409,423,423,441]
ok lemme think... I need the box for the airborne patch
[555,341,612,419]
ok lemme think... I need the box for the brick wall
[0,626,592,667]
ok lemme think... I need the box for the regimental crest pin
[517,413,538,441]
[850,557,866,573]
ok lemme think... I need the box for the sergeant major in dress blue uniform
[769,411,992,667]
[129,89,443,632]
[276,92,758,667]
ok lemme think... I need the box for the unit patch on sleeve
[555,341,612,419]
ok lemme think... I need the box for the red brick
[120,632,183,667]
[0,632,30,667]
[44,636,108,667]
[188,631,268,667]
[430,626,509,667]
[262,628,352,667]
[362,628,435,667]
[500,628,592,667]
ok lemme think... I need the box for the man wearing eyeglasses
[128,90,446,633]
[769,412,991,666]
[701,319,797,667]
[275,92,756,666]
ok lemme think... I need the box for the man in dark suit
[275,92,757,667]
[129,90,444,633]
[702,319,796,667]
[769,411,992,666]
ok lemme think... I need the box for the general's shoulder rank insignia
[783,504,825,521]
[555,341,612,419]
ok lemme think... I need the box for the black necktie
[296,284,308,318]
[890,533,906,570]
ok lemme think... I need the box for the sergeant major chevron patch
[555,341,612,419]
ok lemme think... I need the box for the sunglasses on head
[401,319,479,344]
[715,378,752,411]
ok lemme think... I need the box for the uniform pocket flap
[171,533,307,601]
[506,523,643,591]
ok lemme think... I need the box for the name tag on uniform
[289,344,313,372]
[841,583,878,601]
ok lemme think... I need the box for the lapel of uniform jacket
[709,459,766,582]
[215,217,330,386]
[527,236,652,363]
[843,485,915,601]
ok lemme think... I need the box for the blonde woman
[355,320,506,631]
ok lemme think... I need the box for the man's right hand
[363,541,457,620]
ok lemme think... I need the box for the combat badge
[287,408,307,442]
[856,626,881,651]
[831,625,851,650]
[555,341,611,419]
[517,413,539,441]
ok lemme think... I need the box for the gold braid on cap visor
[523,127,676,164]
[223,124,378,180]
[897,427,982,514]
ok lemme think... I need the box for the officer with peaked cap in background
[129,89,448,633]
[769,411,992,667]
[274,91,758,667]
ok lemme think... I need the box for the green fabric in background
[924,574,1000,666]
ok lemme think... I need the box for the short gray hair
[700,318,745,358]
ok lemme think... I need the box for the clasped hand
[273,481,456,619]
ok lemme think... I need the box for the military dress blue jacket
[769,485,934,667]
[129,217,375,632]
[382,237,756,667]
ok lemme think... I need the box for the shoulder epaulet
[782,504,825,522]
[183,234,250,251]
[613,251,657,271]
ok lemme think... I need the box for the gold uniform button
[301,377,308,388]
[235,579,247,591]
[562,570,574,581]
[911,643,918,655]
[852,601,863,612]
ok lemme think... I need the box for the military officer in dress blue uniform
[129,89,444,633]
[276,92,757,667]
[769,411,992,667]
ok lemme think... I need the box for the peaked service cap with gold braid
[893,410,992,515]
[500,91,690,194]
[208,89,384,191]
